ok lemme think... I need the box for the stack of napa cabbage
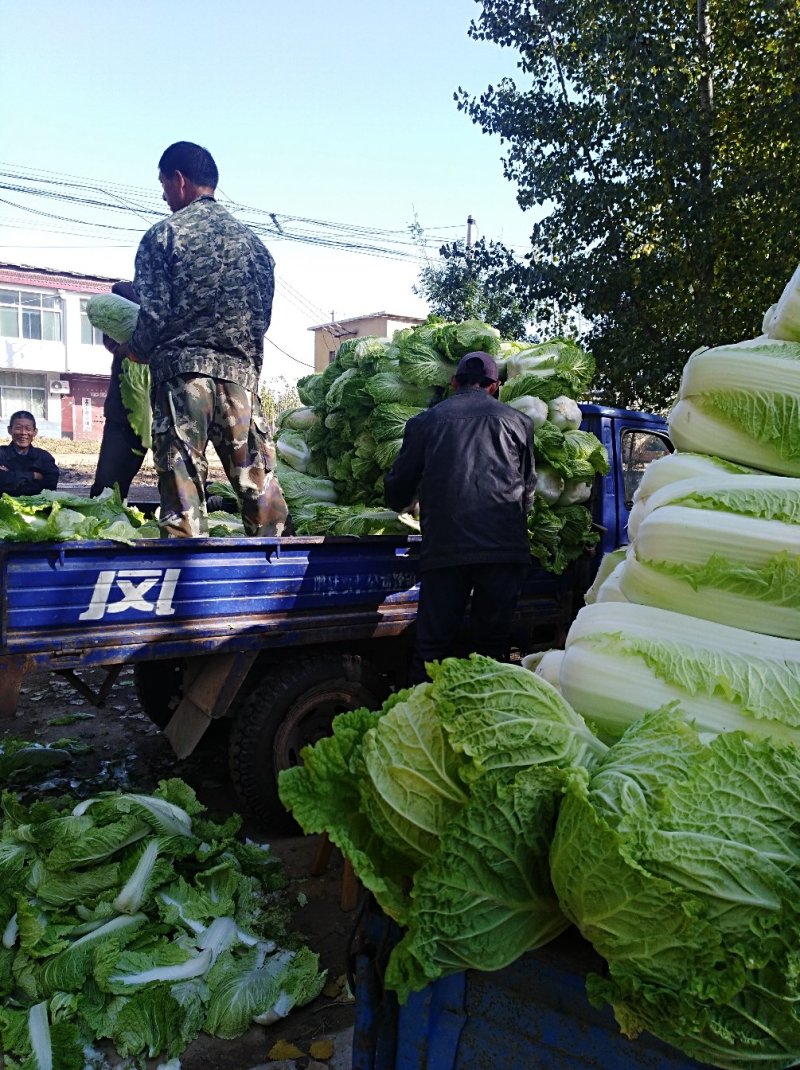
[583,263,800,641]
[520,264,800,1070]
[279,320,608,570]
[536,261,800,718]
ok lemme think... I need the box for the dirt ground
[39,436,208,504]
[3,441,358,1070]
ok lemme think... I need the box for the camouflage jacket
[131,196,275,392]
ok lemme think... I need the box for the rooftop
[308,311,427,333]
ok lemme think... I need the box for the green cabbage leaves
[551,705,800,1070]
[278,317,605,567]
[0,779,324,1066]
[279,654,607,1002]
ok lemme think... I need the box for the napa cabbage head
[551,705,800,1070]
[85,293,139,343]
[280,655,606,1000]
[669,337,800,474]
[619,474,800,639]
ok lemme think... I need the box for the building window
[80,298,105,345]
[328,350,336,364]
[0,289,62,341]
[0,371,47,422]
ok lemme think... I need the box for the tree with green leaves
[259,375,300,431]
[452,0,800,409]
[411,220,533,339]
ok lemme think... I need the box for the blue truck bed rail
[352,914,708,1070]
[0,533,573,717]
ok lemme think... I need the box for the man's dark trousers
[409,563,529,684]
[90,419,145,499]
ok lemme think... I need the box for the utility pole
[466,215,476,258]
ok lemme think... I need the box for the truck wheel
[133,659,184,729]
[228,653,388,831]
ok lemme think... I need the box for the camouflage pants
[152,374,289,538]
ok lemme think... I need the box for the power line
[265,335,314,368]
[0,162,467,261]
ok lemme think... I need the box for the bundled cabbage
[552,601,800,745]
[290,504,418,537]
[627,451,753,539]
[278,406,318,431]
[507,394,549,427]
[85,293,151,450]
[85,293,139,343]
[606,475,800,638]
[275,428,312,473]
[501,339,595,400]
[526,497,600,575]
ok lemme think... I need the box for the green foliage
[455,0,800,410]
[259,376,301,430]
[413,233,533,341]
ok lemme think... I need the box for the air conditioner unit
[49,380,70,395]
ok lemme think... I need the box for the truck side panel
[1,536,569,671]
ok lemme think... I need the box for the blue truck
[0,403,670,827]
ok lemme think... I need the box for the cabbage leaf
[551,706,800,1070]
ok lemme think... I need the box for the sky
[0,0,538,383]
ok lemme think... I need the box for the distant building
[0,262,117,440]
[308,311,426,372]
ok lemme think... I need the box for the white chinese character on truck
[79,568,181,621]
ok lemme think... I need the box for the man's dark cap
[455,351,499,382]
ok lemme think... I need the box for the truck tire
[228,653,389,831]
[133,659,184,729]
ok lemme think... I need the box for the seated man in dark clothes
[0,410,59,496]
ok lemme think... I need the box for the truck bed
[0,534,574,716]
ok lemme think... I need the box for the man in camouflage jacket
[129,140,288,538]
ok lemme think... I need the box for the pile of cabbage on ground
[273,317,608,571]
[280,266,800,1070]
[0,778,324,1068]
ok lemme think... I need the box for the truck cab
[581,402,672,552]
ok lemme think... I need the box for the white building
[0,262,116,440]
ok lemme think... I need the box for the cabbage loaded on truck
[0,403,669,827]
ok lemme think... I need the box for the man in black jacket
[384,351,535,682]
[0,411,59,496]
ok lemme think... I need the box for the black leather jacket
[384,388,535,571]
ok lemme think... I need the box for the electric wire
[0,163,465,260]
